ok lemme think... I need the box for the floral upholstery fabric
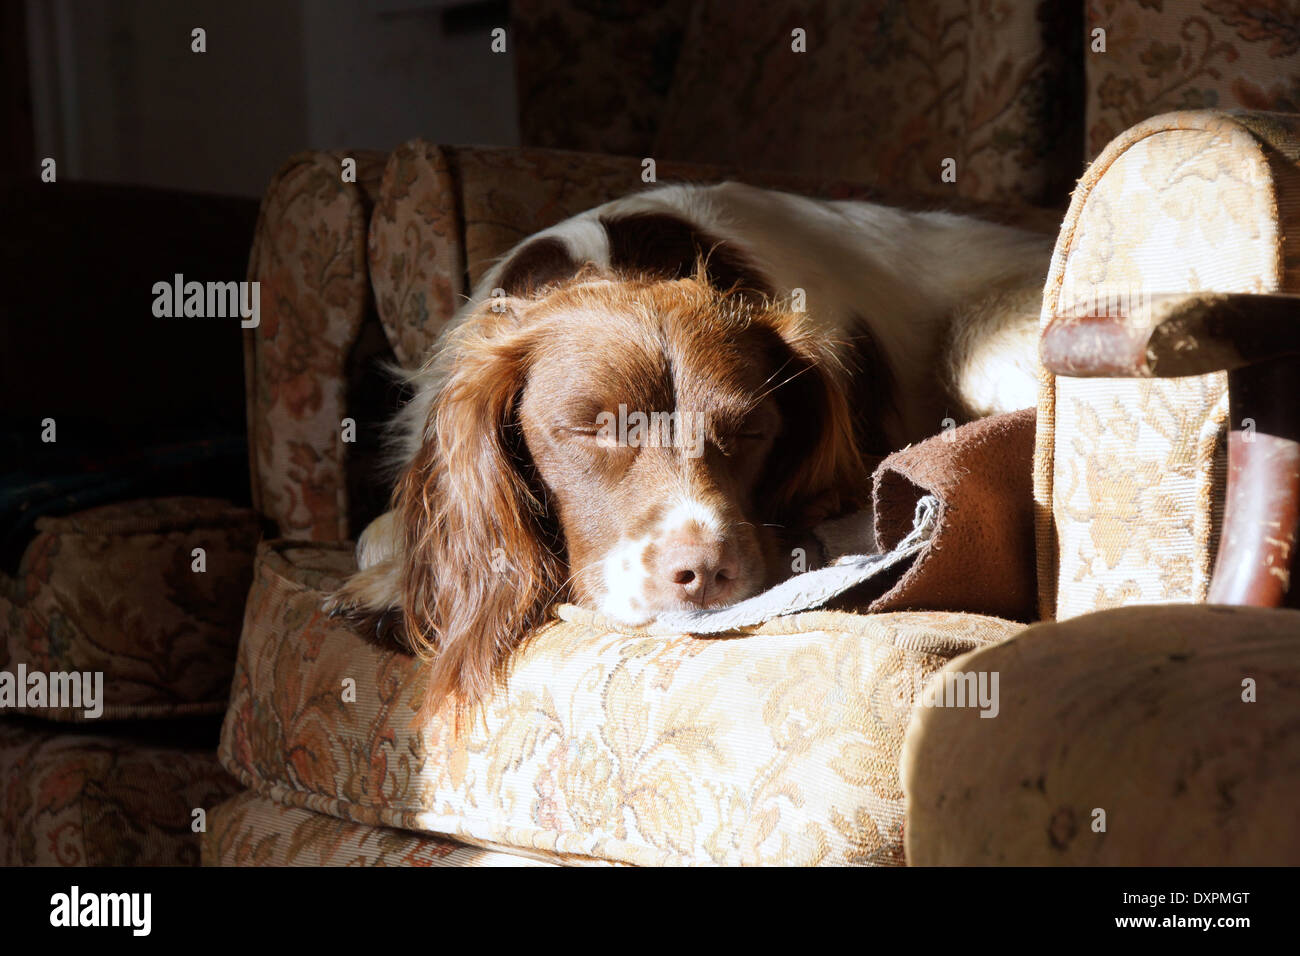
[1084,1,1300,160]
[0,497,259,720]
[1035,109,1300,620]
[243,149,387,542]
[902,605,1300,865]
[203,791,555,867]
[219,541,1020,866]
[653,0,1083,207]
[367,141,465,371]
[512,0,694,158]
[0,719,239,865]
[512,0,1300,208]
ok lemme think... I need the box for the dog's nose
[661,543,738,607]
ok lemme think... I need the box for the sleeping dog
[328,182,1053,713]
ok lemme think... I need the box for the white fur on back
[389,182,1051,485]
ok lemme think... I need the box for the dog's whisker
[546,555,606,603]
[744,363,818,412]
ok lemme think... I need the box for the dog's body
[330,182,1053,714]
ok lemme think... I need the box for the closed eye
[554,424,621,448]
[716,400,781,453]
[715,428,769,456]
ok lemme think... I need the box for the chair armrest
[1042,292,1300,608]
[1040,291,1300,378]
[902,604,1300,865]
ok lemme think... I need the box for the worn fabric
[870,409,1038,622]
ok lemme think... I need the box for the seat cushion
[1,497,259,720]
[0,718,240,865]
[219,540,1022,866]
[204,791,556,867]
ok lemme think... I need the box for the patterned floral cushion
[653,0,1083,207]
[1084,1,1300,160]
[512,0,694,159]
[0,718,239,865]
[204,791,555,867]
[1035,109,1300,620]
[219,541,1021,866]
[0,497,259,720]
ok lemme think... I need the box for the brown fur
[329,266,874,723]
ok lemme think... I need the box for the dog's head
[381,263,868,715]
[515,271,867,622]
[332,206,878,717]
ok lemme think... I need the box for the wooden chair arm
[1040,292,1300,379]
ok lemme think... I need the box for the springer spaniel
[328,182,1052,713]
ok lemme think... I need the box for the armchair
[903,110,1300,865]
[204,0,1300,869]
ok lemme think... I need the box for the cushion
[1035,110,1300,620]
[0,717,239,865]
[219,540,1021,866]
[1,497,259,720]
[204,791,556,867]
[653,0,1081,206]
[1083,4,1300,159]
[902,604,1300,865]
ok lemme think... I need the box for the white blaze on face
[659,497,722,537]
[595,495,724,624]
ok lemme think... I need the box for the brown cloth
[867,408,1037,622]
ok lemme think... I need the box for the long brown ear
[758,312,873,528]
[397,298,565,722]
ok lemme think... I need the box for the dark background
[0,0,519,566]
